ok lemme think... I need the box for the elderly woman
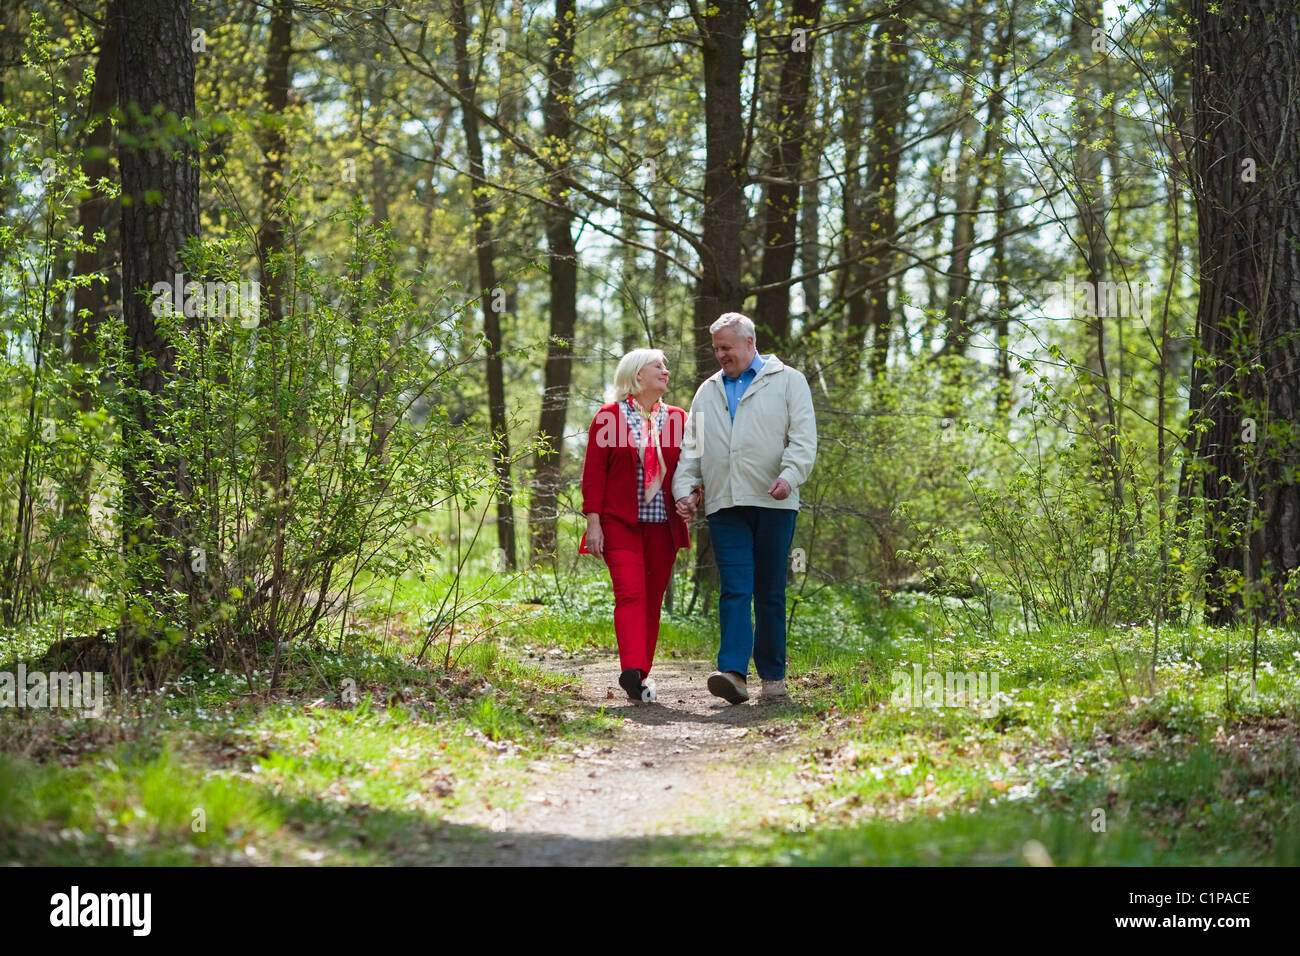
[580,349,693,702]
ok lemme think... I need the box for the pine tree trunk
[451,0,516,570]
[115,0,200,651]
[753,0,823,347]
[67,3,119,557]
[530,0,577,563]
[689,0,748,591]
[847,8,908,379]
[1190,0,1300,623]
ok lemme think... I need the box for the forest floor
[3,580,1300,865]
[441,657,809,864]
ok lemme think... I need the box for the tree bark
[529,0,577,562]
[451,0,516,570]
[752,0,823,347]
[115,0,200,645]
[66,3,120,550]
[257,0,293,640]
[847,8,908,379]
[689,0,748,590]
[692,0,747,369]
[1190,0,1300,623]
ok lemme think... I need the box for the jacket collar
[707,353,785,386]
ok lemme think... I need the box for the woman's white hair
[613,347,667,399]
[709,311,756,340]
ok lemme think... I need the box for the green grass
[625,585,1300,865]
[2,567,1298,866]
[636,729,1300,866]
[0,634,619,865]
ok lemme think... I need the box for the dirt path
[444,657,811,865]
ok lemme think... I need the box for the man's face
[712,326,756,379]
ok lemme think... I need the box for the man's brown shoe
[707,670,749,704]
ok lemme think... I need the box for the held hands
[675,488,702,521]
[768,477,792,500]
[675,481,787,516]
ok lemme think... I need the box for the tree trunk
[256,0,293,644]
[941,14,1004,414]
[115,0,200,649]
[799,156,821,325]
[529,0,577,562]
[989,13,1012,424]
[689,0,748,589]
[1190,0,1300,623]
[752,0,823,348]
[692,0,747,364]
[1070,1,1122,504]
[938,16,983,373]
[835,26,866,377]
[861,9,908,379]
[66,3,120,553]
[451,0,516,570]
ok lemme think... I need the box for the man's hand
[768,477,791,500]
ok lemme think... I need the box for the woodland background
[0,0,1297,866]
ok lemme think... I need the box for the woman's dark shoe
[619,668,657,702]
[619,668,644,700]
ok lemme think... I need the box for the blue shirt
[723,354,766,421]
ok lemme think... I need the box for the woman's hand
[585,514,604,556]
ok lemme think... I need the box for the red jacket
[580,401,690,553]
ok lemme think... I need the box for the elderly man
[672,312,818,704]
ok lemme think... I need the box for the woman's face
[637,357,670,393]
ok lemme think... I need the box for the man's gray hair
[709,312,755,340]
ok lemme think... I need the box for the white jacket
[671,355,818,515]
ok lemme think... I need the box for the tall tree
[70,4,119,420]
[1069,0,1123,515]
[685,0,747,596]
[529,0,577,561]
[451,0,516,570]
[691,0,747,377]
[256,0,293,635]
[838,5,908,380]
[1189,0,1300,623]
[937,15,986,374]
[64,3,120,568]
[856,5,909,379]
[115,0,200,650]
[752,0,823,347]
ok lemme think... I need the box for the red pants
[601,516,676,675]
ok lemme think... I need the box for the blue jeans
[706,506,798,681]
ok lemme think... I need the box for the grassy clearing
[2,556,1298,866]
[0,630,619,865]
[414,562,1300,865]
[629,584,1300,864]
